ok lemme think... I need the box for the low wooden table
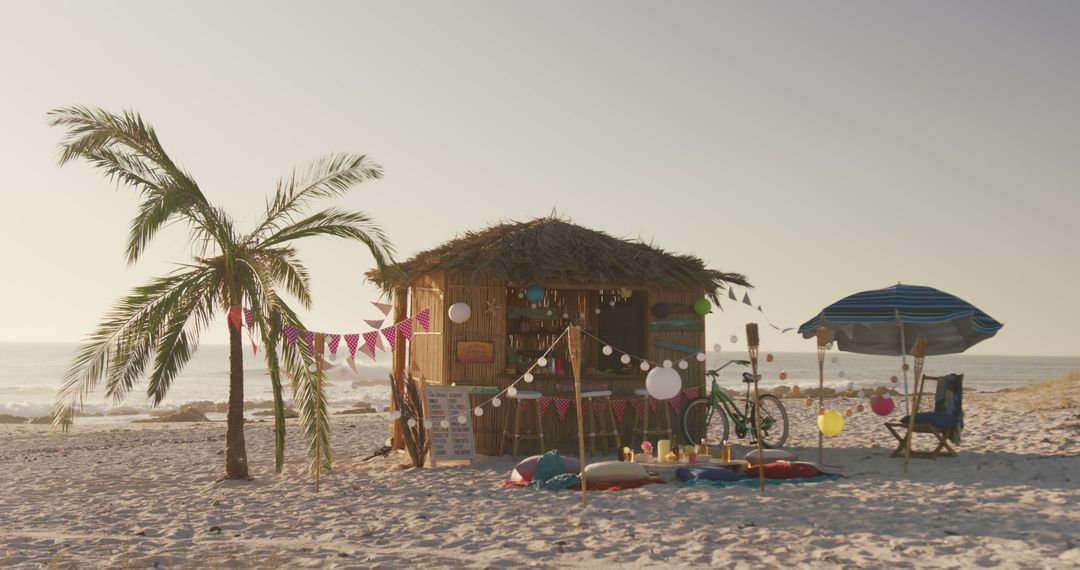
[636,458,749,481]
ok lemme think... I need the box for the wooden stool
[633,388,672,448]
[575,390,623,456]
[499,390,545,461]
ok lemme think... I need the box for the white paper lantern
[678,360,689,370]
[546,309,553,316]
[407,418,417,427]
[440,420,450,429]
[826,342,834,350]
[830,356,839,364]
[696,352,707,362]
[536,357,548,367]
[837,370,846,378]
[609,300,616,307]
[448,302,472,324]
[645,367,683,400]
[602,346,613,356]
[517,292,524,299]
[595,308,602,314]
[620,354,631,365]
[492,397,502,407]
[507,386,518,397]
[663,359,673,368]
[474,407,483,416]
[713,344,722,353]
[639,361,651,372]
[457,415,467,425]
[730,335,738,344]
[523,372,534,383]
[562,313,569,319]
[423,420,433,429]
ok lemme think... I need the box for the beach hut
[367,217,749,455]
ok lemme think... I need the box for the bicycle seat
[742,372,756,383]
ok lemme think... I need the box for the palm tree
[48,106,395,479]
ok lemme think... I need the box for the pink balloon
[870,395,895,416]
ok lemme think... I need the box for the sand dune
[0,378,1077,568]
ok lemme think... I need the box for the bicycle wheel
[682,397,729,447]
[753,394,789,448]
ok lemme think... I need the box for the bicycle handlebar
[705,359,750,376]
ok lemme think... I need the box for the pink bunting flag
[668,393,682,415]
[243,308,254,331]
[364,319,385,330]
[380,324,397,351]
[537,397,551,417]
[415,308,431,331]
[554,398,573,421]
[326,334,341,355]
[362,331,380,359]
[283,324,299,347]
[630,399,645,419]
[372,301,393,316]
[398,318,413,341]
[303,330,315,354]
[346,355,358,375]
[649,397,658,413]
[684,386,700,400]
[611,399,627,423]
[227,306,243,331]
[593,399,608,418]
[344,334,360,358]
[519,400,527,415]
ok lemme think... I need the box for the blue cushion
[532,449,567,484]
[676,466,743,482]
[899,411,959,429]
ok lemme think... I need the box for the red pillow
[744,461,822,479]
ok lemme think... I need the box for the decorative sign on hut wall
[456,341,495,363]
[423,385,476,466]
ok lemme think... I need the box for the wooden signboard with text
[422,385,476,466]
[456,341,495,364]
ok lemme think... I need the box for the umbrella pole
[897,310,911,415]
[815,327,828,464]
[904,335,928,474]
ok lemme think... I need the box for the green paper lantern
[693,298,712,316]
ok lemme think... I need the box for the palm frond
[258,208,395,278]
[278,322,331,477]
[246,154,382,244]
[53,267,216,430]
[145,289,217,406]
[253,248,312,309]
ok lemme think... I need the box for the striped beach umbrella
[799,283,1003,410]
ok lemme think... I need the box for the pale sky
[1,1,1077,356]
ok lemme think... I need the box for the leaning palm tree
[49,106,395,480]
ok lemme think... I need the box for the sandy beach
[1,375,1076,569]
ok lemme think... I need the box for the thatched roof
[367,217,750,302]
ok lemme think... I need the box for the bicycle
[681,359,789,448]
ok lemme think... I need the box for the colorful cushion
[744,461,822,480]
[676,466,743,483]
[745,448,797,465]
[899,412,959,430]
[583,461,649,483]
[511,453,582,483]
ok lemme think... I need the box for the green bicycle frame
[705,378,776,436]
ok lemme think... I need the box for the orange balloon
[791,385,801,395]
[805,398,814,407]
[845,409,853,417]
[817,407,826,415]
[779,370,788,381]
[902,363,910,371]
[766,353,775,363]
[856,404,865,413]
[890,375,899,384]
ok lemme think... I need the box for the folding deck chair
[885,373,963,459]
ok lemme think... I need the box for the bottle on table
[721,440,731,462]
[700,438,709,458]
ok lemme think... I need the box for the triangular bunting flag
[537,397,551,417]
[592,399,608,418]
[415,308,431,331]
[364,319,385,330]
[398,318,413,341]
[375,333,385,351]
[372,301,393,316]
[728,288,738,301]
[630,399,645,419]
[684,386,700,400]
[362,331,380,359]
[227,306,243,331]
[380,325,397,352]
[554,398,573,421]
[649,397,658,413]
[344,334,360,358]
[742,292,753,306]
[243,308,254,331]
[283,325,299,347]
[756,305,763,312]
[519,401,527,415]
[611,399,627,423]
[668,393,682,414]
[303,330,315,354]
[326,334,341,355]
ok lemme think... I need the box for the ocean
[1,343,1077,423]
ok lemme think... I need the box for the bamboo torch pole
[816,327,828,465]
[314,332,325,492]
[567,325,588,506]
[903,335,928,474]
[746,323,765,491]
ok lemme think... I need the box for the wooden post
[746,323,765,491]
[314,332,325,492]
[391,288,408,450]
[815,327,828,465]
[903,335,928,474]
[567,325,588,506]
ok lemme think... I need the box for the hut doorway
[597,290,647,374]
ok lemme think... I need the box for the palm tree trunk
[225,317,249,479]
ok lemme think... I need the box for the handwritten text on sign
[424,385,477,464]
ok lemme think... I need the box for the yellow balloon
[818,409,845,437]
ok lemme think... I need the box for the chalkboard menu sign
[423,385,477,466]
